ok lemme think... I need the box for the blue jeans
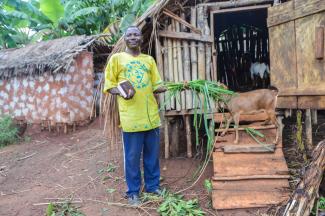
[122,128,160,197]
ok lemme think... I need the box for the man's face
[124,27,142,49]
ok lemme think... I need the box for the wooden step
[213,149,289,177]
[212,179,290,209]
[214,128,281,149]
[214,112,268,123]
[222,144,276,153]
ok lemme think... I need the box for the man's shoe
[128,194,141,206]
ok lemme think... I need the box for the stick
[163,9,201,34]
[17,152,37,161]
[33,200,82,206]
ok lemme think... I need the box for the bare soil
[1,112,324,216]
[0,119,214,216]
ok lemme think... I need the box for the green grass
[0,115,18,148]
[312,196,325,215]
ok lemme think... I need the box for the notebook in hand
[117,80,136,98]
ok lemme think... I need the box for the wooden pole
[181,12,192,110]
[305,109,313,150]
[155,36,164,110]
[203,6,212,81]
[163,36,171,111]
[167,23,175,109]
[172,20,181,111]
[190,7,198,109]
[175,20,185,110]
[185,115,192,158]
[164,118,170,159]
[311,109,318,125]
[197,6,206,80]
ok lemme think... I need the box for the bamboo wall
[157,6,215,111]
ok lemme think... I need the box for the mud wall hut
[0,35,112,131]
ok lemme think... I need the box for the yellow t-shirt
[103,52,162,132]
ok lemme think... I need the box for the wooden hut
[107,0,324,212]
[0,35,112,132]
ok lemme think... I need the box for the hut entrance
[212,5,270,92]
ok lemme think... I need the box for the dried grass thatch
[0,35,100,79]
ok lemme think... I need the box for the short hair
[125,26,142,34]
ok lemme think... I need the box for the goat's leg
[221,115,233,137]
[234,113,240,144]
[268,110,279,143]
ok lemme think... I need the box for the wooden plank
[267,1,294,27]
[212,174,289,181]
[171,20,181,112]
[296,12,325,93]
[162,9,201,34]
[268,0,325,27]
[164,118,169,159]
[222,144,275,153]
[190,7,198,109]
[298,96,325,110]
[214,112,268,123]
[175,21,185,110]
[212,149,289,176]
[269,21,297,94]
[158,31,213,43]
[215,124,276,133]
[277,96,297,109]
[185,115,192,158]
[211,4,271,14]
[167,24,175,110]
[279,89,325,96]
[212,179,290,209]
[200,0,272,10]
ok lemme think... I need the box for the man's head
[124,26,142,49]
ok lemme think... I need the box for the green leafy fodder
[311,196,325,215]
[46,202,85,216]
[157,192,205,216]
[0,115,18,147]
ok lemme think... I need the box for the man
[103,26,166,206]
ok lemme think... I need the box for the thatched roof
[0,35,100,79]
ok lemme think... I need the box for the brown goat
[221,88,279,144]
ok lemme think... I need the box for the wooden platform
[212,115,290,210]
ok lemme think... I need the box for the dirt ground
[0,119,218,216]
[1,112,324,216]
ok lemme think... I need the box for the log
[190,7,198,109]
[181,12,193,110]
[175,21,185,110]
[283,140,325,216]
[167,23,175,109]
[315,26,324,59]
[172,20,181,111]
[197,6,206,80]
